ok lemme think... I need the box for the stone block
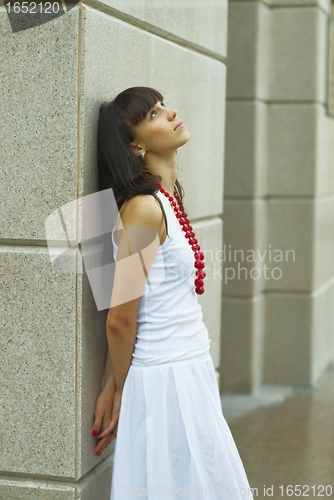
[266,199,314,291]
[224,101,268,197]
[0,10,78,241]
[0,247,76,477]
[263,293,312,385]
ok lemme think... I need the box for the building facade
[222,0,334,393]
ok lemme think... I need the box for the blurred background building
[0,0,333,497]
[222,0,334,395]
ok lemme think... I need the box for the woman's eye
[150,110,157,118]
[160,101,166,107]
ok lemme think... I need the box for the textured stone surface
[224,101,268,198]
[266,199,314,291]
[0,10,78,241]
[226,2,257,99]
[311,281,334,382]
[0,480,75,500]
[315,105,334,196]
[77,454,113,500]
[87,0,227,55]
[263,293,313,385]
[313,197,334,290]
[269,8,327,102]
[98,0,145,20]
[220,295,264,393]
[0,247,76,477]
[0,455,113,499]
[222,199,267,296]
[268,0,331,15]
[145,0,227,56]
[268,105,317,196]
[226,1,271,100]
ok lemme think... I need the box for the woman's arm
[102,349,114,390]
[95,194,166,441]
[91,348,116,454]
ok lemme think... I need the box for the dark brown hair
[97,87,185,236]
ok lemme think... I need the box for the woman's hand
[97,390,122,441]
[92,385,117,455]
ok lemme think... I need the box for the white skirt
[110,350,254,500]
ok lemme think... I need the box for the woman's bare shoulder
[120,194,164,227]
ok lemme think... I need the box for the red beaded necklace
[156,183,206,295]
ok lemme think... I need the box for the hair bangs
[114,87,163,127]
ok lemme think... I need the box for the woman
[92,87,254,499]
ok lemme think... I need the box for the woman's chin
[180,131,191,146]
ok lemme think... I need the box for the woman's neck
[145,151,178,194]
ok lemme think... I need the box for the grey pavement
[221,363,334,499]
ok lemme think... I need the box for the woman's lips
[174,121,184,131]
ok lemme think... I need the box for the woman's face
[131,101,191,157]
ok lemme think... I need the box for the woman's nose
[168,108,177,119]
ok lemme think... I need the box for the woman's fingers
[93,390,121,455]
[91,388,115,437]
[91,407,103,437]
[94,422,118,455]
[97,391,122,439]
[97,414,118,439]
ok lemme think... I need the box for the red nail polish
[92,430,98,436]
[98,436,103,441]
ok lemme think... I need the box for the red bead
[196,270,206,279]
[196,251,205,261]
[188,225,193,231]
[176,213,183,219]
[185,231,192,238]
[192,245,200,252]
[179,218,186,225]
[183,212,188,218]
[195,278,204,287]
[195,286,205,295]
[192,238,198,244]
[182,226,188,232]
[194,260,205,270]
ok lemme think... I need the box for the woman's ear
[130,142,143,157]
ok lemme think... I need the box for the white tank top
[111,189,211,366]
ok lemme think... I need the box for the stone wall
[0,0,227,496]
